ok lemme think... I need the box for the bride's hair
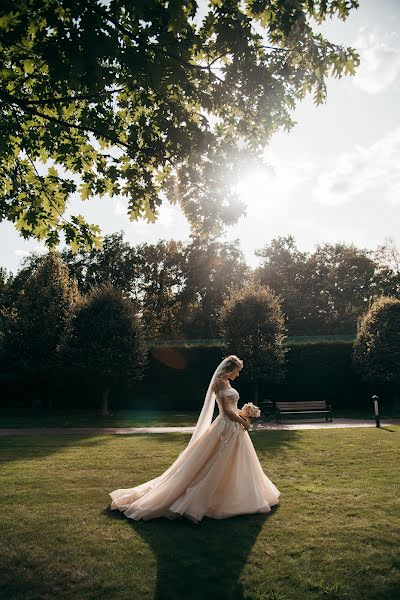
[212,355,243,393]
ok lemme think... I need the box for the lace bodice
[216,386,239,414]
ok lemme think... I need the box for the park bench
[275,401,333,423]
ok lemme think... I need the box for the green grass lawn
[0,408,200,428]
[0,427,399,600]
[0,407,399,428]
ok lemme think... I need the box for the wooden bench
[275,401,333,423]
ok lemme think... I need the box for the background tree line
[1,234,400,412]
[2,233,399,340]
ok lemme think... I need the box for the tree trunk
[101,386,111,416]
[393,389,400,412]
[47,383,54,410]
[252,382,259,405]
[31,373,43,410]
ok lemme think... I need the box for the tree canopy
[1,251,79,373]
[60,282,147,413]
[254,235,397,335]
[0,0,359,250]
[220,282,287,396]
[353,296,400,387]
[3,233,400,342]
[62,231,248,339]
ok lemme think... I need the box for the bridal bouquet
[241,403,261,419]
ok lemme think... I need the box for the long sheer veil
[178,356,231,457]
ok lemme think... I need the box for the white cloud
[313,125,400,206]
[113,198,127,216]
[223,122,400,268]
[13,244,47,258]
[353,28,400,94]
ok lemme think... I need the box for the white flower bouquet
[241,402,261,419]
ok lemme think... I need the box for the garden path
[0,418,399,435]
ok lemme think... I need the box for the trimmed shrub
[220,283,287,402]
[353,296,400,409]
[60,283,147,414]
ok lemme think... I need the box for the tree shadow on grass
[151,429,300,459]
[0,434,109,465]
[0,428,300,471]
[106,505,279,600]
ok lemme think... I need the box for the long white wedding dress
[109,386,281,523]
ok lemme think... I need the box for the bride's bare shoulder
[214,379,229,393]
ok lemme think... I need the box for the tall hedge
[1,339,386,412]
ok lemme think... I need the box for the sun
[235,167,275,208]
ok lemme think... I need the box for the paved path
[0,419,399,436]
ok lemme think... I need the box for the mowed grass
[0,427,399,600]
[0,408,200,428]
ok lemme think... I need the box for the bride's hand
[241,416,251,431]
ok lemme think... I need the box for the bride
[109,354,281,523]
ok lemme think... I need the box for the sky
[1,0,400,273]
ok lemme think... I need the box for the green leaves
[167,0,197,36]
[220,282,287,383]
[0,0,359,251]
[0,11,21,31]
[313,79,327,105]
[60,283,147,387]
[79,181,93,201]
[353,297,400,385]
[1,251,79,371]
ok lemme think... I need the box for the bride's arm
[220,398,250,429]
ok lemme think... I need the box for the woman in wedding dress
[109,355,281,523]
